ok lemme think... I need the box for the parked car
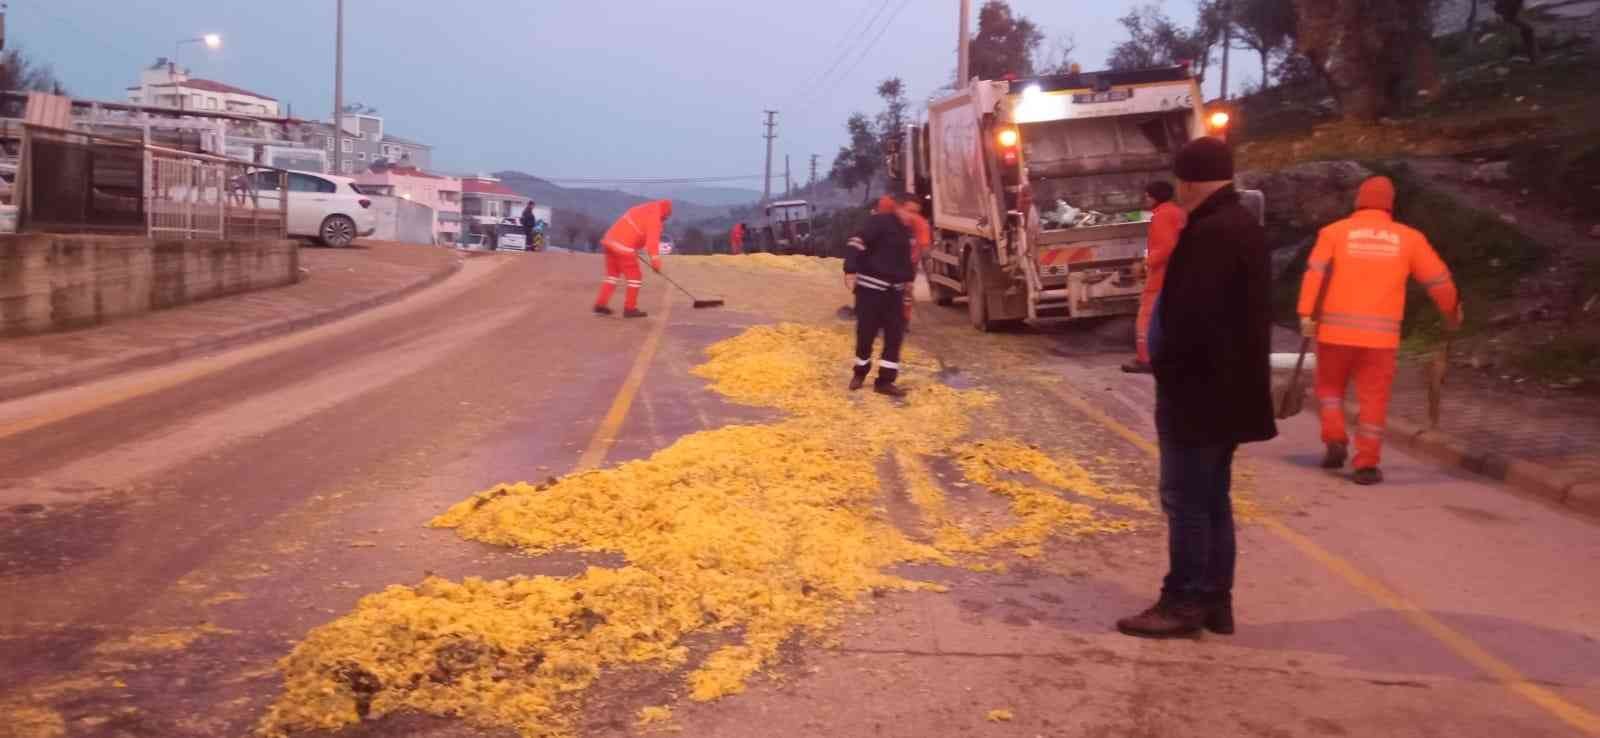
[248,170,377,247]
[658,236,675,256]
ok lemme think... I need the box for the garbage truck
[893,64,1237,331]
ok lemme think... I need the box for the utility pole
[809,154,819,188]
[957,0,972,84]
[334,0,345,171]
[784,155,792,198]
[1219,0,1231,99]
[761,110,778,205]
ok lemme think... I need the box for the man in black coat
[521,201,539,251]
[843,194,917,397]
[1117,137,1278,639]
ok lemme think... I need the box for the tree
[969,1,1046,80]
[1041,34,1079,74]
[1232,0,1297,88]
[1292,0,1441,121]
[1106,5,1211,72]
[830,113,880,205]
[0,48,66,94]
[875,78,908,189]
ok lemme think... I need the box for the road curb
[1383,415,1594,516]
[0,254,464,404]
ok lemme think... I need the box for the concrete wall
[0,234,299,336]
[366,196,438,245]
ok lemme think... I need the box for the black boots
[873,382,907,398]
[624,308,649,319]
[1117,593,1232,639]
[593,305,614,316]
[1121,360,1153,374]
[1321,442,1348,469]
[1205,592,1235,635]
[1353,467,1384,486]
[848,374,906,398]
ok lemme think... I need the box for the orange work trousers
[595,248,644,311]
[1315,343,1398,470]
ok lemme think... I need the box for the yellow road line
[574,290,673,471]
[1044,382,1600,736]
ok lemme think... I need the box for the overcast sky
[16,0,1232,186]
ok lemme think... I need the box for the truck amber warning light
[1209,110,1231,130]
[997,128,1020,148]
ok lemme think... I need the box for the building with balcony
[126,59,280,117]
[300,113,433,175]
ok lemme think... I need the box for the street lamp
[172,33,222,109]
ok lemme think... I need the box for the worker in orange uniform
[730,222,745,255]
[903,199,933,326]
[1124,181,1186,374]
[1299,176,1461,485]
[594,200,672,319]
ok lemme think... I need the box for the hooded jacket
[1298,177,1458,349]
[602,200,673,257]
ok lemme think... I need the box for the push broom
[638,253,725,309]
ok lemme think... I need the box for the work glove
[651,257,663,273]
[1445,302,1465,332]
[1300,317,1318,339]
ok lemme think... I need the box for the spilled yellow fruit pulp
[259,324,1147,738]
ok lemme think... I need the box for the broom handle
[636,252,699,300]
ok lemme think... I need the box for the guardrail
[16,124,288,240]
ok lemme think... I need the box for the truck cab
[899,65,1237,331]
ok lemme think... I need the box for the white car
[249,170,377,247]
[658,237,675,256]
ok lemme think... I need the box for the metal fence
[17,124,287,240]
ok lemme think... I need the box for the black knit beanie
[1174,137,1234,182]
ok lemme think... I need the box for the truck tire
[966,254,996,332]
[966,247,1023,332]
[928,259,957,306]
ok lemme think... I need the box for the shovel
[638,254,724,309]
[1278,259,1336,420]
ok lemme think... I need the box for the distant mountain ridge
[492,171,731,227]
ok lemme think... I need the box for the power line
[792,0,897,103]
[806,0,914,105]
[795,0,887,96]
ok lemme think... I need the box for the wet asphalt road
[1,251,1597,738]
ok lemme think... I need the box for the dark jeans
[1157,436,1239,598]
[853,285,906,384]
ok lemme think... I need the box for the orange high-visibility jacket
[603,200,673,257]
[1298,209,1458,349]
[730,223,745,245]
[909,213,932,263]
[1142,201,1186,300]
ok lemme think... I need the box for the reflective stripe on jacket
[1298,209,1458,349]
